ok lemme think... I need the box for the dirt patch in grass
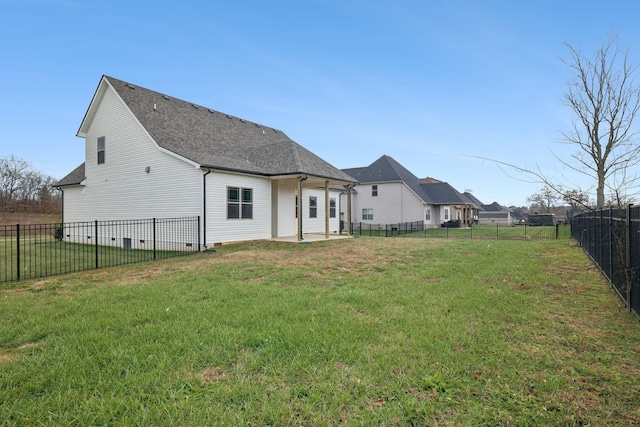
[0,353,14,364]
[199,367,226,385]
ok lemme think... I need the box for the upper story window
[372,185,378,197]
[227,187,253,219]
[329,198,336,218]
[309,196,317,218]
[97,136,105,164]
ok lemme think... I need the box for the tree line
[0,155,61,214]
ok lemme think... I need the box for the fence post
[555,224,559,240]
[16,224,20,281]
[609,207,613,282]
[153,218,157,260]
[95,220,99,270]
[626,204,632,311]
[197,216,201,251]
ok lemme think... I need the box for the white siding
[301,187,341,234]
[274,179,297,237]
[205,172,272,245]
[64,85,202,223]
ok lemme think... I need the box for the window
[97,136,105,164]
[362,208,373,220]
[444,208,449,220]
[426,207,431,221]
[242,188,253,218]
[329,198,336,218]
[372,185,378,197]
[227,187,253,219]
[309,196,317,218]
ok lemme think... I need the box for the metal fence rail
[572,207,640,317]
[1,217,200,283]
[351,221,565,240]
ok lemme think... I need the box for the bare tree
[0,155,29,211]
[527,185,561,213]
[561,34,640,207]
[562,188,591,211]
[0,155,60,213]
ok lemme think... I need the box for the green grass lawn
[0,237,195,283]
[354,224,569,240]
[1,237,638,425]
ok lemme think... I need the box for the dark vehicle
[527,213,556,226]
[441,219,461,228]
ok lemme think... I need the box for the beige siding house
[56,76,356,247]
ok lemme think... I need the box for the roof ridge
[88,76,356,182]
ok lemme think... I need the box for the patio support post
[347,185,353,235]
[298,176,306,241]
[325,180,330,239]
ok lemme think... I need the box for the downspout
[56,187,64,224]
[202,168,211,250]
[298,175,307,241]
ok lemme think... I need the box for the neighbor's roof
[461,192,484,207]
[481,202,507,212]
[420,181,470,205]
[343,155,473,206]
[73,75,356,184]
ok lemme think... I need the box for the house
[55,76,357,247]
[340,155,477,228]
[462,192,514,225]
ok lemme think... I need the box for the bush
[54,223,64,241]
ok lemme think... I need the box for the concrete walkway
[271,233,353,243]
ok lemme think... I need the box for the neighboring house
[55,75,356,247]
[340,155,477,228]
[462,192,513,225]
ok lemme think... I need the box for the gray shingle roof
[481,202,506,212]
[461,192,484,207]
[343,155,472,206]
[420,181,469,205]
[70,75,356,184]
[54,162,85,187]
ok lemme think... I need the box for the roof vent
[240,119,246,123]
[192,104,199,109]
[162,95,170,100]
[208,109,215,114]
[127,84,135,90]
[226,115,233,119]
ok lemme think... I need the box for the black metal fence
[1,217,200,283]
[572,207,640,317]
[351,221,567,240]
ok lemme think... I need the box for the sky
[2,0,640,207]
